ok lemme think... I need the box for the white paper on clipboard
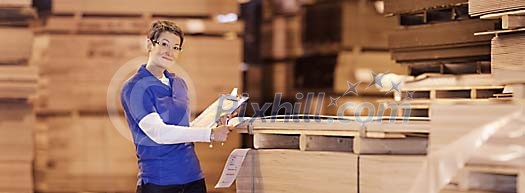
[191,88,249,128]
[215,149,251,188]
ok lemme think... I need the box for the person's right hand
[211,125,232,142]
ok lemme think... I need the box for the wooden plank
[384,0,467,14]
[492,33,525,84]
[0,7,36,27]
[469,0,525,16]
[52,0,238,15]
[402,74,498,90]
[0,0,31,7]
[45,16,243,35]
[467,172,516,192]
[0,161,33,193]
[389,19,496,49]
[359,155,425,193]
[502,15,525,29]
[353,136,427,154]
[35,114,138,193]
[236,150,358,193]
[234,117,430,134]
[0,102,34,161]
[391,43,490,62]
[301,135,353,152]
[253,133,300,149]
[0,27,33,63]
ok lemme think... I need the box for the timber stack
[0,0,37,192]
[249,0,407,117]
[232,117,431,193]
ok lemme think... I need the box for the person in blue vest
[121,20,232,193]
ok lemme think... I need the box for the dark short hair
[147,20,184,47]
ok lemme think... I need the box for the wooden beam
[502,15,525,29]
[253,133,299,149]
[353,136,427,154]
[300,135,353,152]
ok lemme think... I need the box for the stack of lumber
[385,0,498,75]
[492,32,525,85]
[379,73,504,118]
[34,1,243,193]
[34,114,138,192]
[381,0,507,119]
[469,0,525,16]
[233,117,432,193]
[0,102,35,193]
[0,1,36,192]
[37,1,243,113]
[468,0,525,85]
[255,0,406,116]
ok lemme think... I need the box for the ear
[145,39,153,52]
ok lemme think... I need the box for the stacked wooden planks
[381,0,507,120]
[0,102,35,193]
[491,28,525,85]
[469,0,525,16]
[233,117,431,193]
[34,1,243,193]
[379,74,504,118]
[0,1,36,192]
[385,0,498,73]
[254,0,407,117]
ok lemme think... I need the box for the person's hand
[217,110,240,126]
[211,125,232,142]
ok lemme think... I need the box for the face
[146,31,182,69]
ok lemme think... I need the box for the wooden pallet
[233,117,429,155]
[399,4,470,26]
[389,19,497,62]
[405,61,490,76]
[391,73,504,100]
[44,14,243,35]
[383,0,467,15]
[481,9,525,29]
[398,86,504,101]
[448,165,525,193]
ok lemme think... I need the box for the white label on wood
[215,148,250,188]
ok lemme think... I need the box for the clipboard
[190,88,249,128]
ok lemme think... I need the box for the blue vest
[121,64,204,185]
